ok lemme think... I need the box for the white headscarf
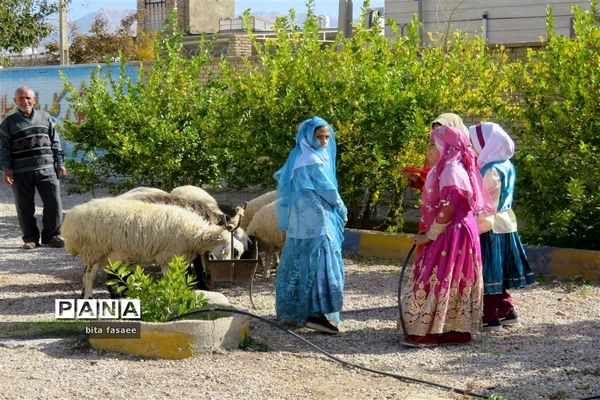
[468,122,515,168]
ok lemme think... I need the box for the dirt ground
[1,182,599,400]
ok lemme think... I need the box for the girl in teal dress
[274,116,347,334]
[468,122,535,331]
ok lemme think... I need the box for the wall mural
[0,63,139,155]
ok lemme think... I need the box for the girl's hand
[413,234,431,246]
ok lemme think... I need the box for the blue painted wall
[0,63,139,156]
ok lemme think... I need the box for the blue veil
[274,116,338,230]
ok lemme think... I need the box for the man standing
[0,86,67,249]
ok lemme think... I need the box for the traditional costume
[469,122,535,330]
[274,117,347,331]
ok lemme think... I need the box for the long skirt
[480,230,535,295]
[400,216,483,336]
[275,235,345,326]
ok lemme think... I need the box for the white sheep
[246,200,286,277]
[63,198,233,298]
[118,186,169,198]
[118,186,249,259]
[170,185,251,258]
[171,185,223,219]
[239,190,276,230]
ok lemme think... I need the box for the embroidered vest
[481,160,515,212]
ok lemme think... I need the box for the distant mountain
[72,8,137,35]
[23,8,135,55]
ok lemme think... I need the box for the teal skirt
[480,230,536,295]
[275,235,345,326]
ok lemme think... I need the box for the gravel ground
[1,182,599,400]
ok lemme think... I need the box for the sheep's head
[210,229,245,260]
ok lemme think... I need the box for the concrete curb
[342,229,600,283]
[88,291,250,359]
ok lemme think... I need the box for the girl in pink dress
[399,126,492,347]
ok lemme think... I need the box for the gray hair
[14,86,34,97]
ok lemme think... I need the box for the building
[136,0,234,34]
[385,0,592,45]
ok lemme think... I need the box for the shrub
[509,2,600,249]
[104,256,208,323]
[62,12,225,193]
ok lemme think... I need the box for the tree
[46,12,155,64]
[62,13,218,191]
[509,2,600,249]
[0,0,64,55]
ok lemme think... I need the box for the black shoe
[43,235,65,248]
[305,315,339,334]
[482,317,503,332]
[499,310,519,325]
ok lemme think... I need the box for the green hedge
[62,1,600,249]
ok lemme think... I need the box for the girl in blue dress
[274,116,347,334]
[469,122,536,331]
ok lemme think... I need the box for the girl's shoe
[305,315,339,334]
[482,316,503,332]
[400,334,439,348]
[499,310,519,325]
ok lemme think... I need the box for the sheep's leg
[263,250,273,278]
[190,254,209,290]
[81,256,108,299]
[159,264,169,277]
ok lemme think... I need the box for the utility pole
[417,0,424,47]
[338,0,353,38]
[59,0,69,65]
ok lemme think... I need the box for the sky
[67,0,384,21]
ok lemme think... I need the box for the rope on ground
[172,306,490,399]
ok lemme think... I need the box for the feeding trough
[202,208,259,308]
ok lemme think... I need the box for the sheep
[118,190,224,228]
[119,187,248,259]
[171,185,223,219]
[170,185,251,256]
[118,186,169,198]
[63,197,233,298]
[246,200,286,277]
[239,190,276,231]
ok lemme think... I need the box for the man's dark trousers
[12,168,63,244]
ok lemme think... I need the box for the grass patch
[0,320,87,339]
[240,335,270,352]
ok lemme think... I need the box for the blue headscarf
[274,116,338,230]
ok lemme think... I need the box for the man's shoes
[43,236,65,248]
[22,241,39,250]
[439,331,472,345]
[499,309,519,325]
[482,316,503,332]
[305,315,339,334]
[400,334,439,348]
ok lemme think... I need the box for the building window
[145,0,166,32]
